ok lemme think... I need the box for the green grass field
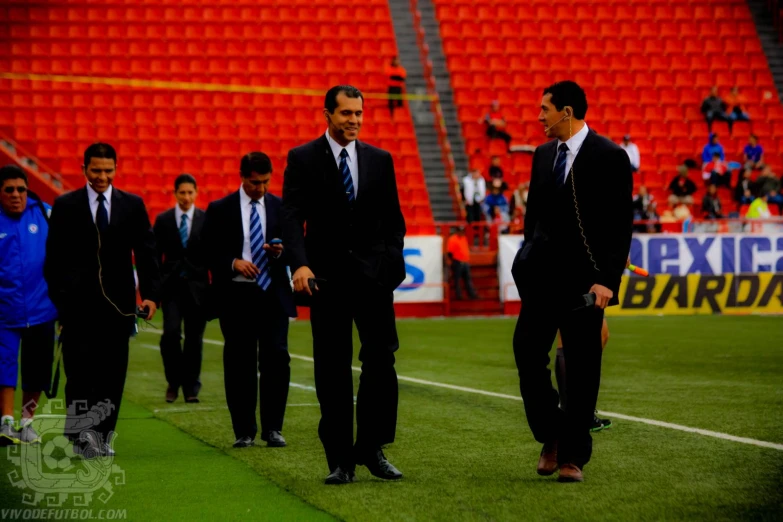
[2,315,782,521]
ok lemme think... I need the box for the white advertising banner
[393,236,444,303]
[498,235,524,302]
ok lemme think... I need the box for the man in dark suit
[202,152,295,449]
[282,85,407,485]
[153,173,208,404]
[44,143,160,458]
[511,81,632,483]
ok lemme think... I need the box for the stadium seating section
[0,0,435,234]
[434,0,782,216]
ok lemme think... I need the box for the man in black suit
[44,143,160,458]
[202,152,295,449]
[153,174,208,404]
[282,85,407,485]
[511,81,632,483]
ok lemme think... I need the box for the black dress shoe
[165,386,178,403]
[232,437,255,448]
[356,449,403,480]
[325,467,356,485]
[261,431,286,447]
[185,396,200,404]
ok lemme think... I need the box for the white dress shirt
[86,183,112,223]
[620,142,641,169]
[174,205,195,240]
[325,130,359,198]
[553,122,590,183]
[462,174,486,204]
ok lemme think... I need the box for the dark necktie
[96,193,109,233]
[179,214,189,248]
[249,200,271,290]
[553,143,569,189]
[339,148,355,202]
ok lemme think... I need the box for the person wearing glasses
[0,165,58,446]
[201,152,296,450]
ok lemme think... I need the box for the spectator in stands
[446,227,478,301]
[462,170,486,223]
[668,166,697,206]
[701,184,723,219]
[508,182,528,218]
[385,56,407,120]
[726,86,751,126]
[483,178,509,221]
[700,86,732,134]
[735,169,756,206]
[482,101,512,151]
[702,152,731,188]
[0,165,57,446]
[488,156,504,179]
[745,191,773,218]
[619,135,640,173]
[633,186,659,233]
[756,166,781,198]
[743,135,764,171]
[673,202,693,221]
[492,206,510,234]
[701,133,725,165]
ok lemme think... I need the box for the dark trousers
[451,260,477,300]
[705,110,732,133]
[512,297,604,468]
[62,315,133,443]
[388,86,403,115]
[218,283,290,440]
[466,203,483,223]
[160,286,206,397]
[486,125,512,145]
[310,276,399,473]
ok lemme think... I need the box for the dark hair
[84,142,117,168]
[749,134,757,141]
[240,152,272,177]
[712,152,721,158]
[324,85,364,114]
[174,173,197,191]
[0,164,27,186]
[543,81,588,120]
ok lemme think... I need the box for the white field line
[137,332,783,451]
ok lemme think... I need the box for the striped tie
[339,148,355,202]
[553,143,569,188]
[249,200,271,291]
[179,214,189,248]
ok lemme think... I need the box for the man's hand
[233,259,259,278]
[140,300,157,320]
[626,256,631,269]
[263,243,284,258]
[589,284,613,310]
[293,266,315,295]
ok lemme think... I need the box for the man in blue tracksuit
[0,165,58,445]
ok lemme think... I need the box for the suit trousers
[62,313,133,444]
[310,275,400,473]
[218,283,290,440]
[512,296,604,469]
[160,282,206,397]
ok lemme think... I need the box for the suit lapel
[229,191,243,256]
[320,134,351,207]
[78,187,94,229]
[537,140,558,189]
[355,140,370,202]
[571,130,596,175]
[109,187,122,229]
[190,208,205,244]
[264,194,278,237]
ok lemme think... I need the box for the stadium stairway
[447,251,503,316]
[748,0,783,102]
[388,0,456,221]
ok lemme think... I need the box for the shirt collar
[557,122,589,155]
[325,130,357,160]
[86,183,112,204]
[239,185,265,208]
[175,204,195,223]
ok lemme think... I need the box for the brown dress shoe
[537,441,558,476]
[557,463,584,483]
[165,386,178,403]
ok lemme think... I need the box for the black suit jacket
[153,207,208,306]
[202,191,296,318]
[44,186,161,323]
[512,129,633,306]
[281,135,407,293]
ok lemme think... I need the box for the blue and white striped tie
[339,148,355,202]
[249,200,271,291]
[179,214,189,248]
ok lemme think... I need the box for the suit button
[348,250,353,254]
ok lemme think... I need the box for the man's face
[749,136,757,146]
[241,172,271,200]
[639,186,648,196]
[324,93,363,144]
[0,178,28,216]
[472,170,481,179]
[539,94,568,139]
[491,157,501,166]
[708,185,717,195]
[83,157,116,193]
[714,157,722,166]
[175,182,197,212]
[711,136,719,145]
[710,86,718,97]
[491,100,500,111]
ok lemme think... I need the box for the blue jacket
[0,196,58,328]
[702,143,725,163]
